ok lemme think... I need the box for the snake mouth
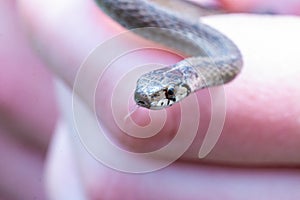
[137,100,146,106]
[134,93,151,109]
[136,100,151,109]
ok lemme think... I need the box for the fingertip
[219,0,257,12]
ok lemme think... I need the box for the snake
[95,0,243,110]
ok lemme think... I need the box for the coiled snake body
[96,0,243,109]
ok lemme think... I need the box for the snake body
[96,0,243,109]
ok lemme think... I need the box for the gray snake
[95,0,243,109]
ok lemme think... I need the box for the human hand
[17,0,300,199]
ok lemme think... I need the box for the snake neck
[173,56,242,92]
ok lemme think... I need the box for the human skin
[220,0,300,14]
[3,0,300,199]
[0,1,58,199]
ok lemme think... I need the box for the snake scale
[95,0,243,110]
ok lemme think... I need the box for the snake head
[134,68,191,110]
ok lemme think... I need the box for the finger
[185,15,300,166]
[219,0,300,14]
[0,1,58,199]
[0,0,58,149]
[84,162,300,200]
[46,115,300,200]
[18,0,300,165]
[44,120,86,200]
[0,128,46,200]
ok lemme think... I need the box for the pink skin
[0,1,58,199]
[1,0,300,199]
[220,0,300,14]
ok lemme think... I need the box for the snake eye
[167,87,175,96]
